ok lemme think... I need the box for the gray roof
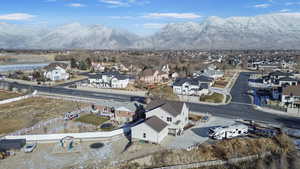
[144,116,168,133]
[146,100,185,117]
[278,77,298,82]
[89,72,129,80]
[200,83,209,89]
[194,75,214,83]
[173,76,212,87]
[269,71,293,77]
[173,78,189,86]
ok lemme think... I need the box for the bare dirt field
[0,53,55,65]
[0,97,87,135]
[0,140,113,169]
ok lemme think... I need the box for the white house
[131,100,189,143]
[44,65,69,81]
[88,72,130,88]
[131,116,168,144]
[202,68,224,80]
[172,76,213,96]
[146,100,189,135]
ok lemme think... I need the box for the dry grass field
[118,134,295,169]
[0,53,56,64]
[0,97,87,134]
[0,90,23,101]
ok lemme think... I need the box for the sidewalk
[75,86,146,97]
[179,95,229,106]
[255,106,300,118]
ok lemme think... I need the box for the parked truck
[208,124,248,140]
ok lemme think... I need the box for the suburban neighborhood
[0,49,300,169]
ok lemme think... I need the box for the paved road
[188,72,300,129]
[1,72,300,129]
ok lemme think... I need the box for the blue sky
[0,0,300,35]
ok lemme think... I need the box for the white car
[23,143,37,153]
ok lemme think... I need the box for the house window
[167,117,172,122]
[143,133,146,138]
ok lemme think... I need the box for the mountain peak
[1,13,300,49]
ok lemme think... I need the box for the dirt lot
[0,53,55,65]
[0,90,23,101]
[0,97,87,135]
[200,93,224,103]
[0,140,113,169]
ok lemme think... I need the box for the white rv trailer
[208,124,248,140]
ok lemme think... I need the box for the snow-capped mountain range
[1,13,300,50]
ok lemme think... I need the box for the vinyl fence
[3,128,126,143]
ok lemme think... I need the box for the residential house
[91,62,105,72]
[131,100,189,143]
[281,85,300,113]
[161,64,170,74]
[131,116,168,144]
[250,71,299,88]
[202,67,224,80]
[92,101,141,125]
[172,76,213,96]
[112,106,136,124]
[278,77,298,87]
[88,72,130,88]
[43,63,69,81]
[139,69,169,84]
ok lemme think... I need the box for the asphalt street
[2,72,300,129]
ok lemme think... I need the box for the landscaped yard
[0,90,23,101]
[200,93,224,103]
[75,114,109,126]
[0,97,87,134]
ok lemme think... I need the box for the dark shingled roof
[194,75,214,83]
[278,77,298,82]
[144,116,168,133]
[146,100,185,117]
[269,71,293,77]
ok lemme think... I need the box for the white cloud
[286,2,300,6]
[253,4,271,8]
[143,23,166,29]
[0,13,35,21]
[99,0,129,7]
[67,3,86,7]
[99,0,149,7]
[144,13,202,19]
[279,9,291,13]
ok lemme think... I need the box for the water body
[0,63,50,72]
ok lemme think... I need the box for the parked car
[23,143,37,153]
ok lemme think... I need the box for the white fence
[0,90,37,105]
[3,128,126,142]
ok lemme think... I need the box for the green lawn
[75,114,109,126]
[200,93,224,103]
